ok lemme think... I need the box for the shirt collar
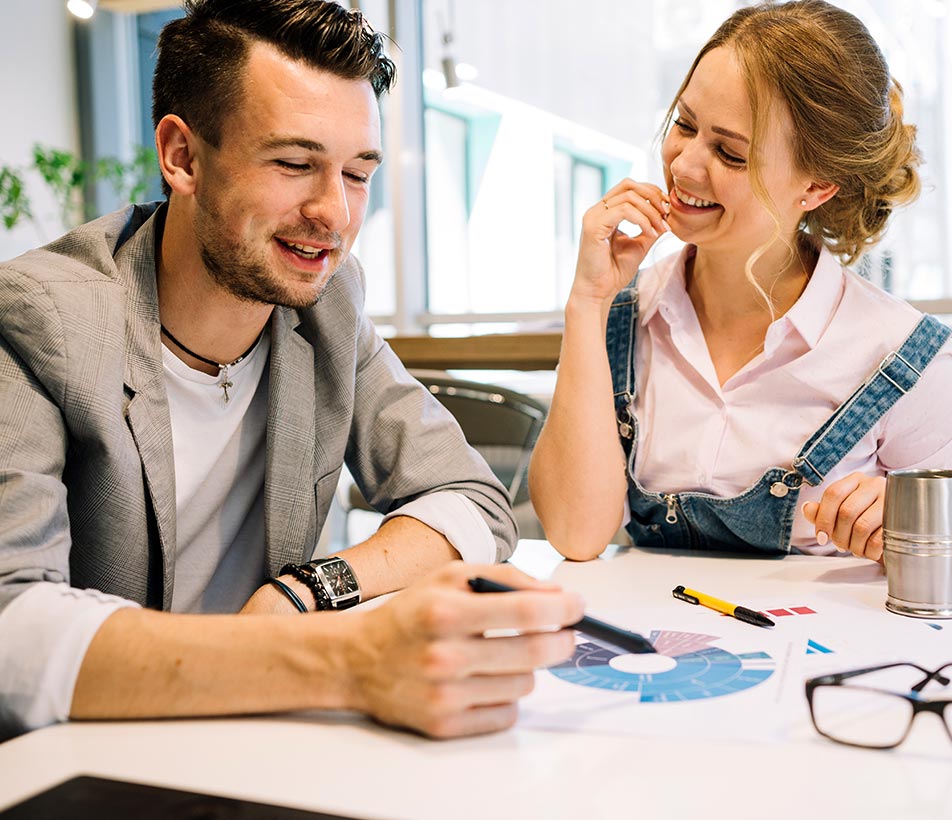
[639,243,845,351]
[638,244,696,326]
[780,245,844,349]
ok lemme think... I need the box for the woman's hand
[802,473,886,561]
[571,179,670,305]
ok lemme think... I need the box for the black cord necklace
[160,323,262,403]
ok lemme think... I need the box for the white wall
[0,0,79,261]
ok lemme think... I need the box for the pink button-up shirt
[631,245,952,554]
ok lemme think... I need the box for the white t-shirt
[162,333,270,613]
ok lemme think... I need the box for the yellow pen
[672,585,775,628]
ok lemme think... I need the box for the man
[0,0,581,741]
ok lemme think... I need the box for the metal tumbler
[883,468,952,618]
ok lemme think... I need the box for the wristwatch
[282,557,361,611]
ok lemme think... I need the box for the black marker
[468,577,656,654]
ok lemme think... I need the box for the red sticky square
[791,606,816,615]
[767,608,794,616]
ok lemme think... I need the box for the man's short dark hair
[152,0,396,149]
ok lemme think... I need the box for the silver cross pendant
[218,366,233,404]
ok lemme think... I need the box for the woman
[529,0,952,562]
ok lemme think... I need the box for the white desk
[1,542,951,820]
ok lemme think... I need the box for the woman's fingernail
[816,531,829,546]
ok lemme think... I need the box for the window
[423,107,470,314]
[417,0,952,325]
[134,11,181,202]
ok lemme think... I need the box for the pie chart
[548,629,775,701]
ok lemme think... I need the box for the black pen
[468,577,656,654]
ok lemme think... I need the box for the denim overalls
[607,279,951,554]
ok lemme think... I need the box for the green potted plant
[0,143,158,238]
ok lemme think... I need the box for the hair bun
[814,80,920,261]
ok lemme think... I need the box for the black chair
[338,372,548,537]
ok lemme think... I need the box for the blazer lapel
[265,308,317,574]
[115,207,178,608]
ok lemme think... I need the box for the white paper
[521,596,952,746]
[521,606,804,742]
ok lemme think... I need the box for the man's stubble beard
[196,203,340,310]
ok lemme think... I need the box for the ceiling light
[67,0,97,19]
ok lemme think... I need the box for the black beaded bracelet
[267,577,308,613]
[280,562,331,611]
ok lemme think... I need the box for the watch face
[318,559,360,599]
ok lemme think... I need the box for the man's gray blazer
[0,203,516,612]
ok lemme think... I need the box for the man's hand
[342,562,583,739]
[75,563,580,734]
[802,472,886,561]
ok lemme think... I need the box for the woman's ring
[602,200,609,210]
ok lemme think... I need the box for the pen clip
[671,585,700,605]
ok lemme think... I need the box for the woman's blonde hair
[662,0,920,267]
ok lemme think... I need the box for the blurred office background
[2,0,950,325]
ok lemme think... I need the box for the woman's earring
[800,199,808,207]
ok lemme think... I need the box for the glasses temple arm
[812,661,934,686]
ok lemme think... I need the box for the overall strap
[606,279,640,450]
[793,314,951,486]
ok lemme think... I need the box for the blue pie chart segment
[548,629,774,701]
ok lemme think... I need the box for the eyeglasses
[805,661,952,749]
